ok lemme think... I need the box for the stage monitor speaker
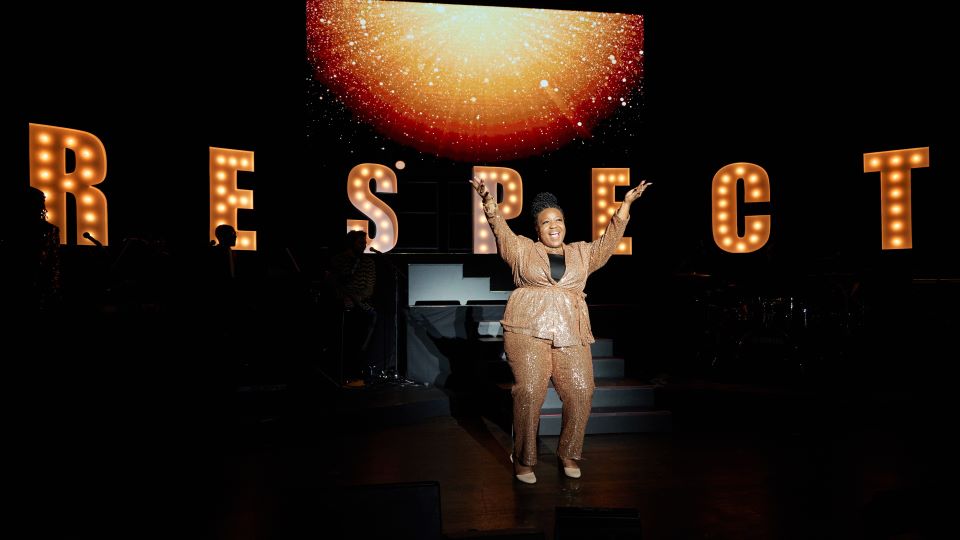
[555,506,642,539]
[335,481,442,540]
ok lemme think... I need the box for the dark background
[8,2,958,537]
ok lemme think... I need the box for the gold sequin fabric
[505,332,594,465]
[486,211,629,465]
[487,212,629,348]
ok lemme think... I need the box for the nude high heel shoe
[510,454,537,484]
[558,456,581,479]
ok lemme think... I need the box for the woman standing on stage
[470,178,652,483]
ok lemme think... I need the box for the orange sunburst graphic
[307,0,644,161]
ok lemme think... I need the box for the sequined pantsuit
[482,205,629,467]
[505,332,594,466]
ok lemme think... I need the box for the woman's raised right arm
[471,177,524,267]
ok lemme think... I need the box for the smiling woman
[470,176,651,483]
[307,0,644,161]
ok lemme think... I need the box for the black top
[548,253,566,282]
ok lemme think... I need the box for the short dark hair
[215,224,236,243]
[531,192,563,226]
[345,230,367,249]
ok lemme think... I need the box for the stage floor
[42,379,951,539]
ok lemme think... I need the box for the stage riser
[543,386,655,410]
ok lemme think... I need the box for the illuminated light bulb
[352,226,361,231]
[82,168,94,179]
[39,170,51,180]
[217,204,227,213]
[381,180,391,189]
[723,238,733,246]
[241,238,250,247]
[63,179,75,189]
[608,208,615,215]
[599,200,607,208]
[598,215,607,223]
[718,212,728,221]
[718,225,728,234]
[479,229,487,238]
[911,154,922,163]
[218,221,227,227]
[239,197,248,205]
[380,235,390,242]
[891,221,904,231]
[717,186,727,195]
[479,172,487,179]
[228,196,237,204]
[508,183,516,190]
[216,186,226,195]
[374,169,383,178]
[509,195,517,203]
[751,189,762,198]
[752,221,763,231]
[353,179,362,187]
[479,244,488,252]
[373,208,383,217]
[380,220,389,228]
[38,133,50,143]
[890,155,902,165]
[892,237,903,247]
[65,137,76,146]
[871,158,880,167]
[361,167,369,176]
[718,199,728,208]
[721,175,730,184]
[598,187,607,195]
[749,174,758,184]
[749,234,759,243]
[891,172,901,181]
[618,243,626,251]
[84,212,96,223]
[479,215,486,223]
[618,174,625,181]
[82,195,94,205]
[735,167,745,176]
[40,189,50,199]
[80,148,93,159]
[216,156,226,164]
[228,157,237,166]
[890,204,903,215]
[217,172,227,180]
[364,202,372,210]
[240,159,249,167]
[501,206,510,213]
[890,188,903,198]
[39,152,50,162]
[737,242,747,251]
[599,174,606,181]
[501,173,509,180]
[395,161,406,170]
[356,192,365,200]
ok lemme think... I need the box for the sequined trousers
[504,331,594,466]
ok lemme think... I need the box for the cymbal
[675,272,712,278]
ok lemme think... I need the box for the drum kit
[677,271,863,384]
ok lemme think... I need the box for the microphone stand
[369,248,420,387]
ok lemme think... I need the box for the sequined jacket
[486,212,629,347]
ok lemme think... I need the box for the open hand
[623,180,652,204]
[470,176,494,203]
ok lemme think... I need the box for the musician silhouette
[326,231,377,388]
[0,185,61,315]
